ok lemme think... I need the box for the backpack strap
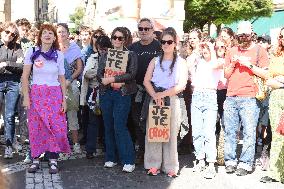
[31,47,36,63]
[256,45,260,67]
[30,47,36,74]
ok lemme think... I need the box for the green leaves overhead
[184,0,273,32]
[69,7,85,31]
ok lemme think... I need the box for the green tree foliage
[184,0,273,33]
[69,7,85,32]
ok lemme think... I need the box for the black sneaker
[225,165,235,174]
[236,168,248,176]
[260,176,278,183]
[86,153,95,159]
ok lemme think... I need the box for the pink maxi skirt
[28,84,71,158]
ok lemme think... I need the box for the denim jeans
[0,81,20,145]
[85,110,103,153]
[224,97,260,171]
[100,89,135,164]
[191,90,218,162]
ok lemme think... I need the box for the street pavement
[0,138,283,189]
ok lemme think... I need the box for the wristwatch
[248,64,254,69]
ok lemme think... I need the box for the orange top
[269,55,284,78]
[225,45,269,97]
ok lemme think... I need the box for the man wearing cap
[223,21,269,176]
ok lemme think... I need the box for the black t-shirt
[128,40,161,85]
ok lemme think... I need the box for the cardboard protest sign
[148,103,171,142]
[104,49,129,89]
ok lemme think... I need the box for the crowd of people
[0,17,283,184]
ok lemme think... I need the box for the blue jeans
[0,81,20,145]
[100,89,135,164]
[85,111,103,153]
[224,97,260,171]
[191,90,218,162]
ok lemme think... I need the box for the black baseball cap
[257,34,271,44]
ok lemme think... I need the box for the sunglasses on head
[161,40,174,45]
[138,27,152,32]
[5,30,16,38]
[111,35,124,41]
[279,35,283,39]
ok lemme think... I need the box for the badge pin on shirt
[34,59,44,68]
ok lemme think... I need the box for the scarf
[30,47,58,63]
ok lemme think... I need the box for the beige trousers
[144,96,181,173]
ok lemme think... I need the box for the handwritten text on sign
[148,104,171,142]
[105,49,128,89]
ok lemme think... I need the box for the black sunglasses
[93,35,100,39]
[215,45,226,50]
[279,35,283,39]
[5,30,16,38]
[161,40,174,45]
[237,34,251,38]
[111,35,124,41]
[138,27,152,32]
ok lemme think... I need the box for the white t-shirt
[191,58,221,90]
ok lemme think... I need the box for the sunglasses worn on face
[237,34,251,38]
[5,30,16,38]
[279,35,283,39]
[111,35,124,41]
[215,45,226,50]
[93,35,100,39]
[138,27,152,32]
[161,40,174,45]
[99,47,108,52]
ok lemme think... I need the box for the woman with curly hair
[22,23,70,174]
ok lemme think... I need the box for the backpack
[254,46,268,101]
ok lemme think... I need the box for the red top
[224,44,269,97]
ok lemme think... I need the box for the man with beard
[128,18,161,163]
[223,21,269,176]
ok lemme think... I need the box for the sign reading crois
[148,103,171,142]
[104,49,128,89]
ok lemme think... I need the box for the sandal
[147,168,160,176]
[27,162,40,173]
[49,162,59,174]
[167,171,178,178]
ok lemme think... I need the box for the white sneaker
[24,153,32,164]
[4,146,13,159]
[73,143,81,154]
[104,161,117,168]
[122,164,135,173]
[12,141,23,152]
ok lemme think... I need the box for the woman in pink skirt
[22,24,70,174]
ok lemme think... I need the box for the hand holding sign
[152,92,164,107]
[102,77,114,85]
[148,103,171,143]
[104,49,129,89]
